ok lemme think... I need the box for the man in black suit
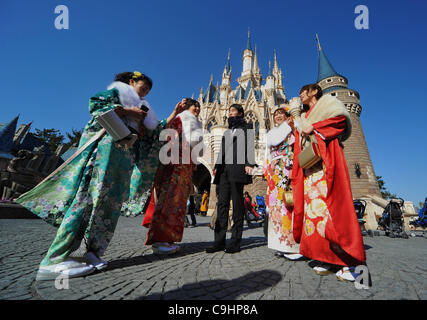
[206,104,256,254]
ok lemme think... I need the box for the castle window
[206,118,217,133]
[245,112,260,140]
[327,79,332,83]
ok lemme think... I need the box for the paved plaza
[0,215,426,300]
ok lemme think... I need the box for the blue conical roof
[0,116,18,152]
[318,48,340,82]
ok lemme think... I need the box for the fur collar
[266,121,292,148]
[178,110,204,148]
[302,95,352,141]
[107,81,159,130]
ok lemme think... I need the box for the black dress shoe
[225,247,241,254]
[206,246,225,253]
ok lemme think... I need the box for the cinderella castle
[192,31,418,228]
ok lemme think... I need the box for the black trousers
[214,170,245,249]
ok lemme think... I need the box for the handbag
[298,134,322,169]
[284,184,294,207]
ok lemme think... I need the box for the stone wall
[342,113,382,199]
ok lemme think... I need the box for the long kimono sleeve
[88,88,121,118]
[312,116,346,140]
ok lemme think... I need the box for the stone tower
[315,35,381,198]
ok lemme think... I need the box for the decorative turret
[252,45,262,87]
[241,28,253,78]
[203,74,218,103]
[265,60,275,89]
[221,49,232,87]
[315,34,381,199]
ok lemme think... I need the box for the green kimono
[16,88,165,267]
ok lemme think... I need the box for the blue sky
[1,0,426,205]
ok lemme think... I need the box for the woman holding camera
[291,84,366,282]
[16,71,182,280]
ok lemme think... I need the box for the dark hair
[229,104,244,117]
[300,83,323,100]
[114,71,153,89]
[273,108,287,117]
[183,98,200,110]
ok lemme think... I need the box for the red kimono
[143,113,199,245]
[292,108,366,266]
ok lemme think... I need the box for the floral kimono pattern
[263,134,300,254]
[120,123,167,216]
[16,88,165,267]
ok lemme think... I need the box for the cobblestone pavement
[0,216,426,300]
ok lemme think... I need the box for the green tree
[376,176,398,200]
[32,128,65,153]
[63,128,83,150]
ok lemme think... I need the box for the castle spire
[253,45,260,73]
[224,49,231,74]
[273,49,279,72]
[246,27,252,51]
[316,33,340,82]
[316,33,322,51]
[267,60,272,77]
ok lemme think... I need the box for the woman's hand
[167,98,187,125]
[245,166,253,175]
[301,124,314,137]
[114,105,125,117]
[175,99,187,115]
[125,107,147,121]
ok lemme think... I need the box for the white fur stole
[107,81,159,130]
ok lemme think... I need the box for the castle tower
[220,50,232,105]
[197,31,292,215]
[238,28,254,88]
[315,35,381,198]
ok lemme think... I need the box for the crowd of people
[16,71,368,285]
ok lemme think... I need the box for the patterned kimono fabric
[120,126,166,216]
[16,87,165,267]
[145,111,203,245]
[263,124,300,254]
[292,96,366,267]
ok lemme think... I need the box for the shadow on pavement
[136,269,283,300]
[100,237,268,274]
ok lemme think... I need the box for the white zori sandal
[283,253,304,261]
[36,259,95,281]
[313,263,335,275]
[336,267,360,282]
[84,252,108,271]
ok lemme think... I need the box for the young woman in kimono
[143,98,204,254]
[263,107,303,261]
[291,83,367,282]
[16,71,183,280]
